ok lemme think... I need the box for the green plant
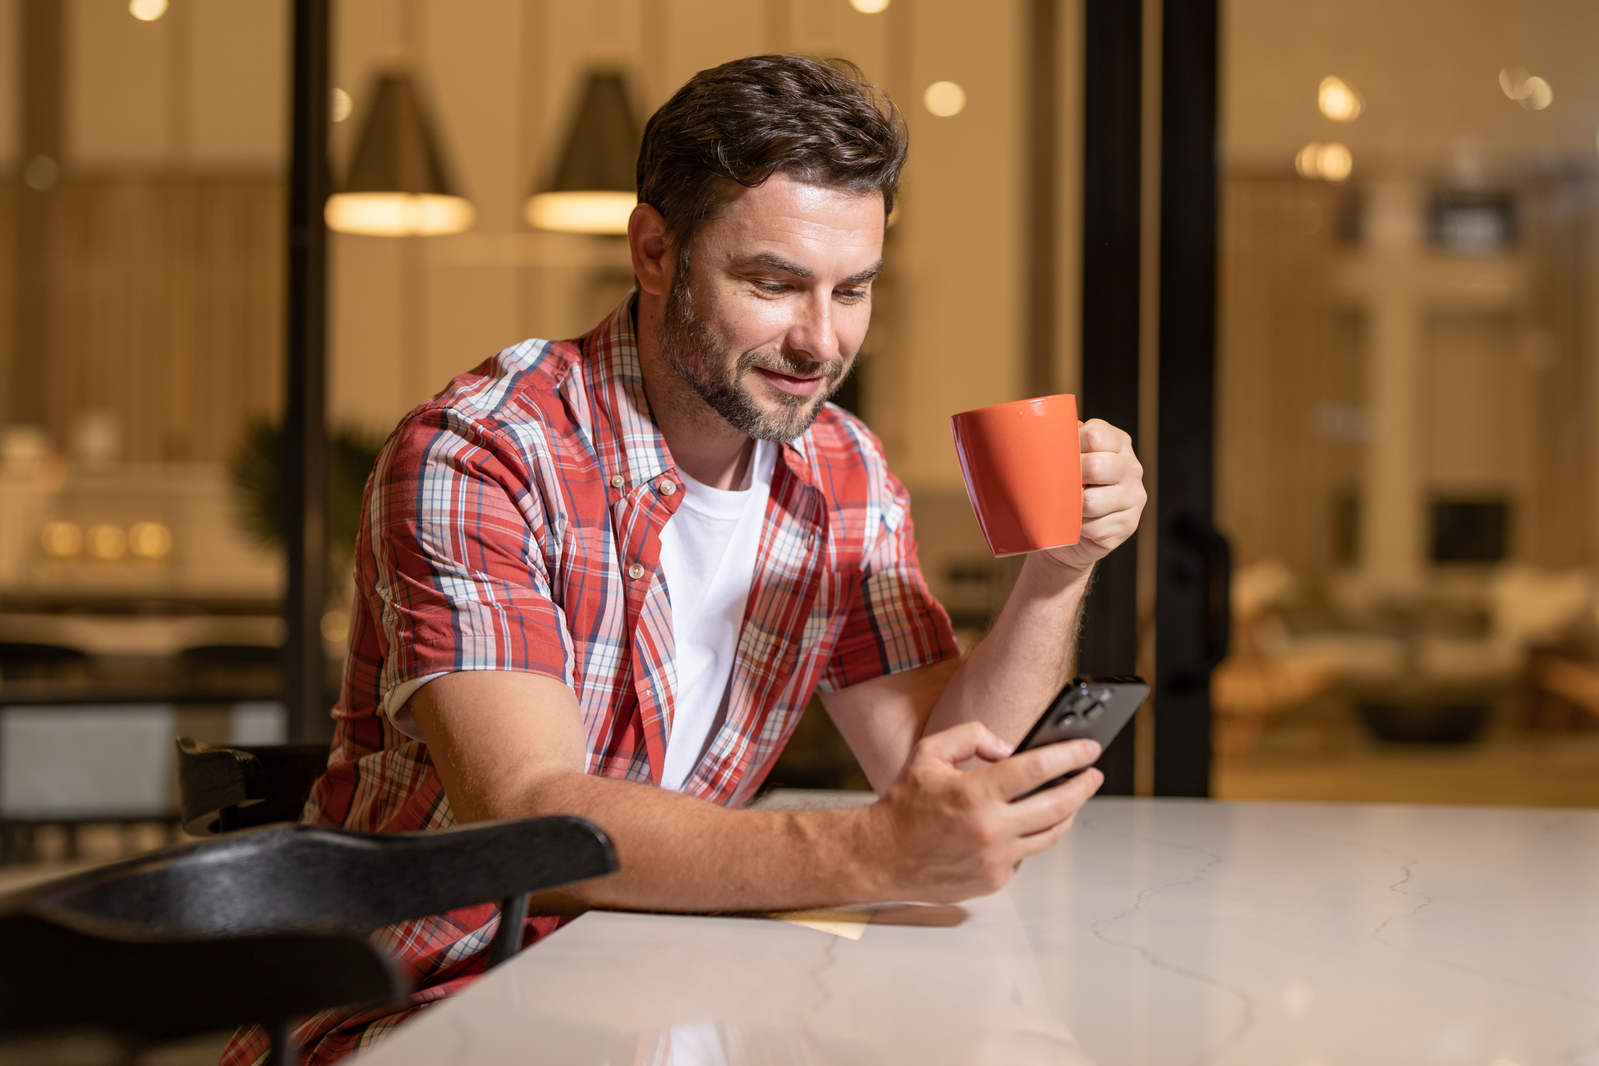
[229,421,386,555]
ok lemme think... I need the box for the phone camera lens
[1084,702,1106,721]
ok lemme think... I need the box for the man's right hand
[860,721,1102,904]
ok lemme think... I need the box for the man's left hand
[1042,419,1146,573]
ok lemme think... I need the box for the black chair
[0,641,90,682]
[174,738,580,966]
[176,737,331,834]
[0,816,617,1065]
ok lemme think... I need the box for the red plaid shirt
[225,296,956,1065]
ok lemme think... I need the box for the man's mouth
[752,365,828,398]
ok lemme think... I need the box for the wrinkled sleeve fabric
[819,446,959,693]
[366,407,574,702]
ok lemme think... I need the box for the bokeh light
[129,0,168,21]
[128,521,173,560]
[40,522,82,559]
[1500,67,1553,110]
[923,81,967,118]
[325,193,476,236]
[1317,76,1361,122]
[85,524,128,561]
[1295,142,1352,183]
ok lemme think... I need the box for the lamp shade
[325,71,475,237]
[525,70,640,235]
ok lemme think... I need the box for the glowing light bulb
[129,0,168,21]
[923,81,967,118]
[1520,76,1552,110]
[40,521,83,558]
[524,191,637,235]
[1295,142,1352,183]
[331,88,353,123]
[325,193,476,237]
[321,610,351,643]
[1317,142,1352,182]
[1318,76,1361,122]
[1500,67,1553,110]
[128,521,173,559]
[850,0,891,10]
[86,524,128,561]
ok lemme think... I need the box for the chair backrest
[175,738,329,834]
[0,816,616,1053]
[9,817,618,937]
[0,911,401,1047]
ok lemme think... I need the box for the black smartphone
[1011,675,1149,799]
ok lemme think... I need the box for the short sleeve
[364,408,574,701]
[818,467,959,692]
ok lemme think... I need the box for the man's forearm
[924,555,1095,744]
[516,770,886,913]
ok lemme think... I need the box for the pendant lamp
[525,70,640,235]
[325,71,475,237]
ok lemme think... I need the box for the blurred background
[0,0,1596,870]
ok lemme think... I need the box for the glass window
[1216,0,1599,805]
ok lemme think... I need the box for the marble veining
[357,798,1599,1066]
[1078,813,1257,1066]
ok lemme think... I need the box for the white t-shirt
[656,439,776,790]
[383,441,776,794]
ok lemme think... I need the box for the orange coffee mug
[950,394,1082,557]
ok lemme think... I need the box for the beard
[655,268,851,443]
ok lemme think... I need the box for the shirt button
[658,480,676,495]
[628,563,645,580]
[609,475,625,489]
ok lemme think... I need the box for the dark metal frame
[284,0,333,743]
[1076,0,1144,794]
[1075,0,1224,796]
[1153,0,1227,797]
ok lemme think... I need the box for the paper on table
[762,904,879,939]
[760,902,970,939]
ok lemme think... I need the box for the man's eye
[756,282,789,294]
[837,288,868,301]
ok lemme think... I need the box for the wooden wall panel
[1217,175,1363,588]
[2,174,283,464]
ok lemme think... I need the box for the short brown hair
[636,55,908,257]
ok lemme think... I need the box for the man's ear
[628,203,672,297]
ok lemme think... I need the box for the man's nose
[786,291,839,365]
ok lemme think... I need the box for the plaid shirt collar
[563,293,815,496]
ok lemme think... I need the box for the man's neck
[635,289,759,492]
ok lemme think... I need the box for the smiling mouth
[753,365,829,397]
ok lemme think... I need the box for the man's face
[655,173,885,442]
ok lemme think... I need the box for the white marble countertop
[357,797,1599,1066]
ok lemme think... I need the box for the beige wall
[67,0,285,171]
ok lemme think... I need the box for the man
[227,54,1144,1065]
